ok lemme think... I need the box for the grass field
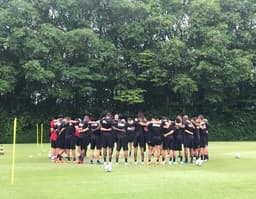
[0,142,256,199]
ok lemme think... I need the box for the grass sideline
[0,142,256,199]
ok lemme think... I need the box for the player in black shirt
[161,118,176,164]
[77,115,91,164]
[198,115,209,161]
[113,114,119,147]
[133,113,147,165]
[113,118,129,165]
[101,112,114,165]
[147,117,163,164]
[191,117,201,161]
[183,115,194,163]
[173,116,184,164]
[55,117,68,162]
[127,118,135,157]
[204,118,209,160]
[64,117,77,162]
[89,119,102,164]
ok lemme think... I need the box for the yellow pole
[36,124,39,146]
[41,123,43,148]
[11,118,17,185]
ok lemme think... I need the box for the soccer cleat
[180,161,184,165]
[78,160,84,164]
[96,161,103,165]
[147,161,151,165]
[104,162,107,165]
[172,161,178,165]
[134,161,138,165]
[115,162,119,165]
[168,161,172,165]
[124,162,128,166]
[161,161,165,165]
[141,161,145,165]
[90,160,93,164]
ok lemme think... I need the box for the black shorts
[162,136,175,150]
[56,134,65,149]
[78,134,90,150]
[116,136,128,151]
[193,135,200,149]
[184,135,193,148]
[133,134,146,148]
[128,133,136,143]
[102,132,114,148]
[75,136,80,146]
[200,133,208,147]
[51,140,57,148]
[145,133,151,145]
[112,132,117,143]
[174,136,183,151]
[77,136,82,147]
[150,136,162,147]
[65,136,76,150]
[90,135,102,150]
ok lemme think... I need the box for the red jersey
[50,130,57,141]
[75,127,79,137]
[50,120,57,141]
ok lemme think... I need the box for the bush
[0,111,255,143]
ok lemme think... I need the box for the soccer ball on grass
[104,164,112,172]
[235,152,241,159]
[195,159,203,166]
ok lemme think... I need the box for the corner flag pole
[11,117,17,185]
[36,124,39,146]
[41,123,43,148]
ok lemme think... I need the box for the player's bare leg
[147,146,153,164]
[204,146,209,160]
[134,147,138,164]
[156,145,161,164]
[184,147,189,163]
[103,147,107,164]
[71,149,76,162]
[140,147,145,164]
[108,148,113,163]
[129,143,133,157]
[124,150,128,164]
[115,150,120,164]
[161,149,166,164]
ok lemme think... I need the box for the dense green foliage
[0,0,256,142]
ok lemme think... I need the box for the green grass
[0,142,256,199]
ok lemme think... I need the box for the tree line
[0,0,256,142]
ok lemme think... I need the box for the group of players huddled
[49,112,209,166]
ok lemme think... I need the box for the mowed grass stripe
[0,142,256,199]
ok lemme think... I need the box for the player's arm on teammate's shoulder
[80,126,90,133]
[164,130,174,137]
[112,125,120,132]
[138,120,148,126]
[100,127,112,131]
[185,129,193,135]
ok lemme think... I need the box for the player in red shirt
[50,118,58,160]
